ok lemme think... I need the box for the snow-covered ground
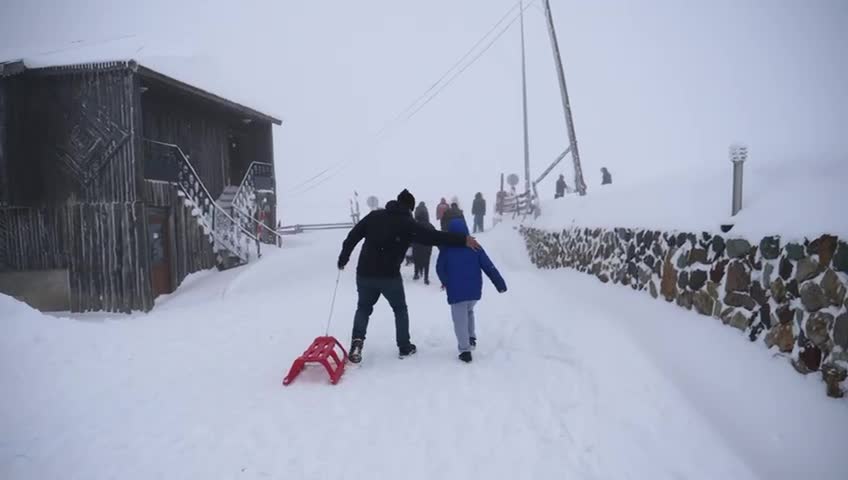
[534,155,848,240]
[2,226,846,480]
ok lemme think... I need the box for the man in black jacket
[338,189,480,363]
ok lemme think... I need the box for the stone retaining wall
[520,225,848,398]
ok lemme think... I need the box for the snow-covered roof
[0,39,282,125]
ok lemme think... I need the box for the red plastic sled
[282,336,349,386]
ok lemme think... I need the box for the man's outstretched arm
[409,220,480,250]
[338,216,368,269]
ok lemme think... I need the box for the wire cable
[282,0,536,197]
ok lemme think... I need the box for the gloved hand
[497,286,507,293]
[337,259,347,270]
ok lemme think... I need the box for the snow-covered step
[217,185,239,210]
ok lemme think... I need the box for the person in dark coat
[601,167,612,185]
[436,217,507,363]
[412,217,435,284]
[555,174,567,198]
[338,189,481,363]
[440,202,464,231]
[435,198,449,225]
[414,201,429,223]
[471,192,486,233]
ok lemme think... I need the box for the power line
[283,0,535,197]
[374,0,523,139]
[400,9,526,127]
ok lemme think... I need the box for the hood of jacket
[448,217,469,235]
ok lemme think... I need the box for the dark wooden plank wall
[0,204,153,312]
[141,89,231,199]
[3,77,42,205]
[66,202,152,313]
[140,86,276,199]
[0,80,8,205]
[259,122,277,228]
[6,68,139,206]
[0,207,68,271]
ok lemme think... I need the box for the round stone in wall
[726,239,752,258]
[800,282,828,312]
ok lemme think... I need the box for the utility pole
[520,0,531,197]
[543,0,586,195]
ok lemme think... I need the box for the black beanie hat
[397,189,415,211]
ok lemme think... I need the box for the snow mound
[534,156,847,240]
[0,293,45,321]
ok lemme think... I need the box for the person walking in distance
[441,201,464,231]
[412,205,436,285]
[555,174,568,199]
[338,189,481,363]
[601,167,612,185]
[414,201,429,223]
[471,192,486,233]
[435,198,449,230]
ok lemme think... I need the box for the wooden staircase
[144,140,260,270]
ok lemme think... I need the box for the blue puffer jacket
[436,218,507,304]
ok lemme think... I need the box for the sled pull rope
[324,270,342,336]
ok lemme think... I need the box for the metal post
[729,144,748,216]
[519,0,532,197]
[543,0,586,196]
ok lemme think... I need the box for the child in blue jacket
[436,218,507,362]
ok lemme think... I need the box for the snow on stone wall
[520,225,848,398]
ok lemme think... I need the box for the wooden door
[227,134,242,186]
[148,210,173,297]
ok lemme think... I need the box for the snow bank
[534,155,848,241]
[0,293,45,321]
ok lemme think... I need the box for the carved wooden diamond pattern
[55,102,130,185]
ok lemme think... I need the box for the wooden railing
[143,140,260,264]
[231,161,284,246]
[277,222,354,235]
[497,191,536,216]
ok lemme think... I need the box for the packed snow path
[2,226,845,479]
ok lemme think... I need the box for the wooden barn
[0,59,282,313]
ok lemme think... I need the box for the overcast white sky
[1,0,846,223]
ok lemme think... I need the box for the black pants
[414,260,430,282]
[473,214,484,233]
[352,275,410,348]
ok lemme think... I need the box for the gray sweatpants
[450,300,477,352]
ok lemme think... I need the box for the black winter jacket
[339,202,467,277]
[412,220,435,263]
[472,197,486,216]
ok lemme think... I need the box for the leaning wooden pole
[543,0,587,195]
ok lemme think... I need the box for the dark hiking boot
[398,343,417,358]
[469,337,476,350]
[459,351,472,363]
[349,338,364,364]
[424,278,430,285]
